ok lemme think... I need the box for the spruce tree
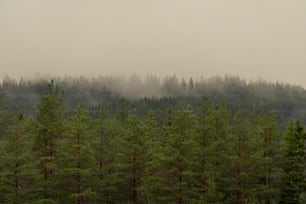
[139,109,161,203]
[198,103,231,202]
[0,112,36,203]
[113,115,150,203]
[56,104,96,204]
[256,114,282,203]
[0,93,12,142]
[194,100,219,202]
[34,80,66,203]
[92,106,121,203]
[158,108,199,203]
[281,120,306,203]
[226,108,260,203]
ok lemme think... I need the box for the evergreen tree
[93,115,127,203]
[197,103,232,202]
[0,112,36,203]
[116,98,129,122]
[226,108,260,203]
[281,120,306,203]
[92,106,121,203]
[181,78,187,95]
[139,109,161,203]
[256,114,282,204]
[34,80,66,203]
[0,93,12,202]
[157,108,200,203]
[188,77,194,95]
[56,104,96,204]
[0,93,12,139]
[194,100,216,202]
[113,115,150,203]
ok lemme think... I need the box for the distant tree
[162,75,180,96]
[116,99,128,122]
[188,77,194,95]
[181,78,187,95]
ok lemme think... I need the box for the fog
[1,0,306,86]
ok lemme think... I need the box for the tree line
[0,81,306,203]
[2,75,306,124]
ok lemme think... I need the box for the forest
[0,76,306,203]
[2,75,306,123]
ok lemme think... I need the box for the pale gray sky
[0,0,306,85]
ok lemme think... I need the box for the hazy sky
[0,0,306,85]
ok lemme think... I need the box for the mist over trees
[0,79,306,203]
[1,74,306,124]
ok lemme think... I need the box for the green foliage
[0,112,36,203]
[150,108,200,203]
[113,115,151,203]
[56,104,96,204]
[225,108,259,203]
[34,80,66,202]
[0,94,12,138]
[198,103,232,203]
[281,120,306,203]
[256,114,282,203]
[0,81,306,203]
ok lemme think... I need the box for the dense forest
[0,77,306,203]
[1,75,306,124]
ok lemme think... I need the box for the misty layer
[1,74,306,123]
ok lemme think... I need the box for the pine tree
[157,108,200,203]
[112,115,151,203]
[188,77,194,95]
[56,104,96,204]
[116,98,128,122]
[194,100,218,202]
[92,106,121,203]
[0,112,36,203]
[139,106,174,203]
[0,93,12,139]
[92,114,127,203]
[92,107,108,201]
[281,120,306,203]
[139,109,161,203]
[197,103,232,202]
[226,108,260,203]
[256,114,282,203]
[34,80,66,203]
[181,78,187,95]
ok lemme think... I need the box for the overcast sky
[0,0,305,85]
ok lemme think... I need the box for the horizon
[1,0,306,87]
[0,73,304,88]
